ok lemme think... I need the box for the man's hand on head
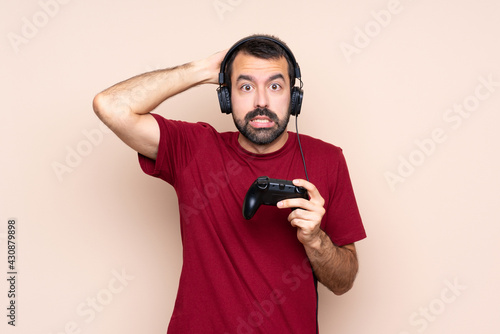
[197,48,229,85]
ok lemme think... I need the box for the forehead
[231,53,289,82]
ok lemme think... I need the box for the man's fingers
[292,179,325,206]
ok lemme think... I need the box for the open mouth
[249,116,275,128]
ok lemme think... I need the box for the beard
[233,107,291,145]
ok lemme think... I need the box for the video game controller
[242,176,309,220]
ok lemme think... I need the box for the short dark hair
[224,34,295,92]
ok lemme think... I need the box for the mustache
[244,108,279,123]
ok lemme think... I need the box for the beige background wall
[2,0,499,333]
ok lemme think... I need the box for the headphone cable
[295,114,309,182]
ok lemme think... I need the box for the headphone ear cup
[217,86,232,114]
[290,87,304,116]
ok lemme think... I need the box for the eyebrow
[236,73,286,83]
[236,74,254,83]
[269,73,286,82]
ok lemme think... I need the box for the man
[93,34,366,333]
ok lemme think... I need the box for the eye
[269,83,282,91]
[240,84,253,92]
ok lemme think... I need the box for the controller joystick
[242,176,309,220]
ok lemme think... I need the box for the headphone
[217,35,304,116]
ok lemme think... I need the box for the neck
[238,131,289,154]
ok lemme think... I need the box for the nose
[254,87,269,109]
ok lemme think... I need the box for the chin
[244,127,286,145]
